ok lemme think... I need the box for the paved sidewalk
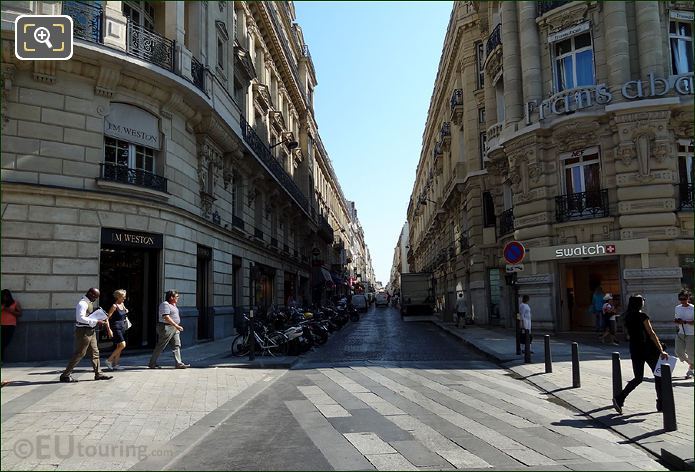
[0,337,292,471]
[432,320,695,471]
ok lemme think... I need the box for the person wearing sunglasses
[674,289,694,380]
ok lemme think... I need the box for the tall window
[670,19,693,75]
[553,32,595,91]
[105,137,155,173]
[678,140,694,209]
[478,107,486,124]
[479,131,487,168]
[122,1,155,30]
[217,36,225,70]
[475,41,485,89]
[561,147,600,195]
[482,191,495,228]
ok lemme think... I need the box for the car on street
[375,292,389,307]
[351,294,368,312]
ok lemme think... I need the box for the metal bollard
[248,309,255,361]
[524,330,532,364]
[516,315,521,355]
[571,342,580,388]
[544,335,552,373]
[660,363,677,432]
[612,352,622,400]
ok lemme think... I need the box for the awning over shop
[313,267,333,287]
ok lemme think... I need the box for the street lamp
[270,139,299,150]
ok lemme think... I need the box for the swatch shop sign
[528,73,694,124]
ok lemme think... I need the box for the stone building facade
[406,1,693,334]
[0,1,368,361]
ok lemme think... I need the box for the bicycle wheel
[231,334,250,357]
[266,331,289,356]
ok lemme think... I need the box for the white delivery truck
[400,272,434,317]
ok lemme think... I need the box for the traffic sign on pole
[503,241,526,265]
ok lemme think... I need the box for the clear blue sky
[294,1,453,283]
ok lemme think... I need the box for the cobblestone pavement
[161,306,666,471]
[433,320,694,471]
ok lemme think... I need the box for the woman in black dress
[612,294,669,414]
[105,289,129,371]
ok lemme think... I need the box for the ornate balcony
[555,189,609,222]
[450,89,463,125]
[499,208,514,235]
[232,214,244,230]
[679,183,694,211]
[537,1,572,16]
[318,214,334,243]
[190,55,207,95]
[486,24,501,59]
[240,115,309,213]
[100,163,167,193]
[127,22,175,71]
[302,44,311,59]
[63,1,103,43]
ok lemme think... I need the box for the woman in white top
[674,289,694,379]
[519,295,532,353]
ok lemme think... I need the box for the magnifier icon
[33,27,53,49]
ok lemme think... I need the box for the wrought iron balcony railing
[232,214,244,230]
[254,227,264,240]
[318,214,334,242]
[127,21,175,72]
[450,89,463,111]
[240,115,309,213]
[440,122,451,140]
[678,183,694,211]
[499,208,514,235]
[63,1,103,43]
[302,44,311,59]
[190,55,207,94]
[537,1,571,16]
[486,24,501,57]
[555,189,609,222]
[100,163,167,192]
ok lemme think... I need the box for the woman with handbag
[105,289,130,371]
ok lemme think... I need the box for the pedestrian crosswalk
[288,362,664,471]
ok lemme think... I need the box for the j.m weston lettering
[105,121,158,146]
[112,233,155,246]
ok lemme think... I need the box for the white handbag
[124,316,133,330]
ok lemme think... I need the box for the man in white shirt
[455,293,468,328]
[519,295,532,353]
[60,288,113,383]
[674,289,694,379]
[148,290,189,369]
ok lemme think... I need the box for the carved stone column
[518,1,542,108]
[103,1,127,51]
[635,2,664,80]
[603,2,630,99]
[501,1,523,126]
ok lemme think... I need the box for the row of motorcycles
[241,299,361,356]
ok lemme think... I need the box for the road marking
[297,385,351,417]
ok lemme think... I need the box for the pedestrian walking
[455,293,468,328]
[148,290,190,369]
[60,288,113,383]
[105,289,129,371]
[1,289,22,362]
[591,286,605,332]
[600,293,619,345]
[612,294,669,414]
[520,295,533,353]
[674,289,694,380]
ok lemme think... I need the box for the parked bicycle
[231,315,289,357]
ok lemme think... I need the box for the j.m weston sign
[101,228,163,249]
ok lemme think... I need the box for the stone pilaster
[603,2,630,99]
[518,1,542,108]
[165,1,192,80]
[501,1,523,126]
[635,1,664,81]
[103,1,127,51]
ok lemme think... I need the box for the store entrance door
[99,247,159,349]
[563,260,620,331]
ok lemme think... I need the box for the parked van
[375,292,389,307]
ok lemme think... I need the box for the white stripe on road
[297,385,351,417]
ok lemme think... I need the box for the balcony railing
[555,189,609,222]
[100,163,167,192]
[302,44,311,59]
[63,1,103,43]
[190,55,207,94]
[254,227,264,240]
[450,89,463,111]
[679,183,694,210]
[318,214,334,242]
[440,122,451,140]
[240,115,309,213]
[537,1,571,16]
[486,24,501,57]
[499,208,514,235]
[127,22,175,72]
[232,214,244,230]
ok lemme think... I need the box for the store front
[98,228,162,349]
[527,239,649,333]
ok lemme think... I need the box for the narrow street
[161,307,665,471]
